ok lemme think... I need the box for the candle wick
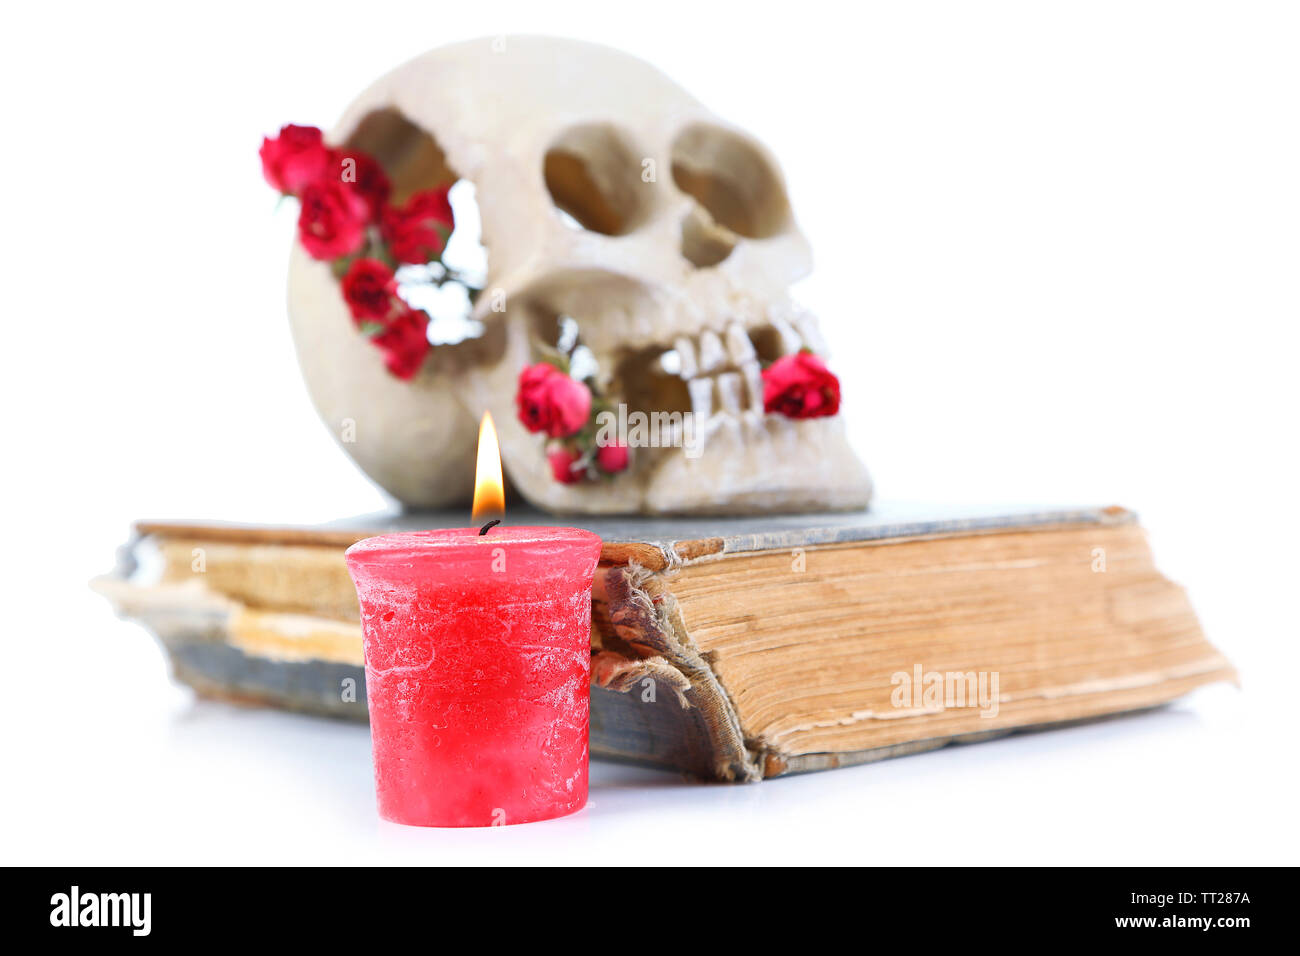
[478,519,501,536]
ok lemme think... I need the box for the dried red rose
[333,149,391,222]
[260,124,331,195]
[761,352,842,419]
[297,180,369,260]
[341,258,398,322]
[547,446,585,484]
[370,307,431,381]
[381,186,454,264]
[595,441,629,473]
[516,363,592,438]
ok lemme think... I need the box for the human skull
[288,36,871,514]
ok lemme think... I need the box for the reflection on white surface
[3,590,1266,865]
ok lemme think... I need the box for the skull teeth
[697,330,726,373]
[725,322,756,362]
[680,362,766,420]
[652,319,810,423]
[740,359,764,410]
[715,372,745,416]
[687,377,714,419]
[673,336,698,379]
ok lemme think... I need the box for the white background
[1,1,1297,864]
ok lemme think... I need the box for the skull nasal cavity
[680,205,737,267]
[671,124,790,239]
[544,124,649,236]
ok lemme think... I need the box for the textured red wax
[345,527,602,827]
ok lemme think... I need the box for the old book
[94,503,1235,781]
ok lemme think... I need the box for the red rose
[762,352,842,419]
[515,363,592,438]
[381,186,454,264]
[297,180,369,260]
[548,446,585,484]
[260,124,331,195]
[341,258,398,322]
[596,441,629,473]
[333,149,391,222]
[370,307,430,381]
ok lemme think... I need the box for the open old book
[95,503,1234,781]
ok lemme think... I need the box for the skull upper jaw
[465,285,872,516]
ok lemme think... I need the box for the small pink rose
[547,446,585,484]
[260,124,330,195]
[596,441,629,473]
[761,352,841,419]
[515,363,592,438]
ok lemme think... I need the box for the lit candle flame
[471,411,506,524]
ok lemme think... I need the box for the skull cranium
[287,35,871,514]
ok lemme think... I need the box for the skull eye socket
[671,124,790,239]
[344,108,490,345]
[544,124,650,236]
[345,107,458,203]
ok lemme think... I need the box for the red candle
[346,525,601,827]
[345,414,600,827]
